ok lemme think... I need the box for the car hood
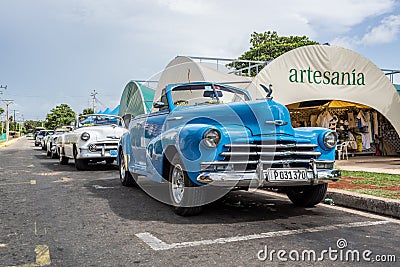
[169,99,294,137]
[74,126,127,141]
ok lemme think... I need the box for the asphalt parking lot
[0,138,399,266]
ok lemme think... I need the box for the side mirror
[153,101,165,109]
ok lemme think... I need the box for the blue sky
[0,0,399,120]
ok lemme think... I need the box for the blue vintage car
[118,82,340,216]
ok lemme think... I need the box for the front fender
[147,123,253,185]
[294,127,336,160]
[117,131,132,166]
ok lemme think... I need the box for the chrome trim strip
[201,159,333,166]
[224,143,318,149]
[220,151,321,157]
[265,120,288,126]
[167,116,183,121]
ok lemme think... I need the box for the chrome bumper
[197,160,340,187]
[77,148,117,159]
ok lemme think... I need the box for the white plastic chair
[336,141,349,160]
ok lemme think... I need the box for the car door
[130,90,169,174]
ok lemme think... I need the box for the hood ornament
[260,84,273,98]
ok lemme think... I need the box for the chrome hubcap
[171,164,185,205]
[120,155,125,181]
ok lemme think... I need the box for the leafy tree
[229,31,318,76]
[45,104,75,129]
[81,108,94,115]
[0,107,4,116]
[24,120,43,133]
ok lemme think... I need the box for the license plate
[109,150,117,156]
[266,168,309,181]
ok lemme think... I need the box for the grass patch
[334,170,400,200]
[340,170,400,188]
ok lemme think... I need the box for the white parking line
[136,220,389,251]
[256,190,400,225]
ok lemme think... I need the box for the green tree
[229,31,318,76]
[0,107,4,116]
[81,108,94,115]
[45,104,75,129]
[24,120,43,133]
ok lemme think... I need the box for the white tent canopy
[246,45,400,136]
[154,56,251,105]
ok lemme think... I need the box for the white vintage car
[46,126,74,158]
[57,114,127,170]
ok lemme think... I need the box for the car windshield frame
[77,115,123,128]
[170,83,250,107]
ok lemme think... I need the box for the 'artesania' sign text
[289,68,365,86]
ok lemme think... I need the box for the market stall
[287,100,398,156]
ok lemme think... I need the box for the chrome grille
[88,142,118,152]
[217,141,320,171]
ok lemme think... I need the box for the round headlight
[81,132,90,141]
[323,131,337,149]
[203,129,221,148]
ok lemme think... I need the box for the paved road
[1,138,399,266]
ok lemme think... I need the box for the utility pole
[90,90,98,113]
[10,109,18,132]
[2,99,14,142]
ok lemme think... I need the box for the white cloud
[156,0,215,15]
[362,15,400,44]
[331,14,400,48]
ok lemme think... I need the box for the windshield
[77,115,122,128]
[171,84,249,107]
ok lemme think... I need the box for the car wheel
[75,159,88,171]
[168,153,204,216]
[59,148,69,165]
[51,150,59,159]
[286,183,328,207]
[119,151,138,187]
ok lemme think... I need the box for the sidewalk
[329,156,400,218]
[335,156,400,174]
[0,136,25,149]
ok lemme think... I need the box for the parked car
[35,130,52,147]
[33,127,45,140]
[41,130,54,150]
[118,82,341,216]
[46,126,74,158]
[57,114,127,170]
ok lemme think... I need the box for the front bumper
[77,142,118,159]
[197,160,340,187]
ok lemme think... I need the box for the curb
[0,136,25,149]
[326,188,400,219]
